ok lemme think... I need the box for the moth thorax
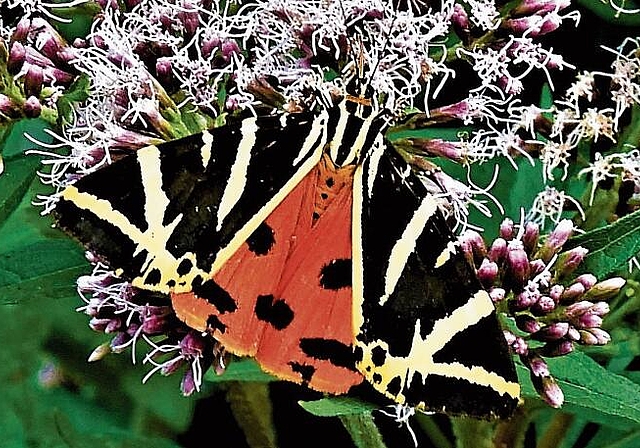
[312,152,355,221]
[325,98,383,167]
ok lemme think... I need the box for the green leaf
[0,153,40,228]
[565,208,640,278]
[339,413,388,448]
[204,358,278,383]
[299,396,378,417]
[226,382,277,448]
[518,352,640,429]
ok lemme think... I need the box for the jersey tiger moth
[54,92,520,418]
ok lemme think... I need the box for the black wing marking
[55,111,329,293]
[352,137,520,418]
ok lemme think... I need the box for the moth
[54,87,520,418]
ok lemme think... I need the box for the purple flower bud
[532,295,556,315]
[88,343,112,362]
[488,237,508,263]
[500,218,515,240]
[576,313,603,329]
[537,219,574,262]
[505,243,531,292]
[556,247,588,278]
[523,354,549,377]
[178,3,201,36]
[489,287,506,303]
[564,301,594,318]
[478,259,498,288]
[141,307,172,334]
[8,42,26,75]
[24,66,44,98]
[451,3,470,32]
[161,357,186,376]
[567,326,581,341]
[511,336,529,355]
[533,322,569,341]
[515,0,571,15]
[23,96,42,118]
[575,273,597,290]
[181,368,197,396]
[89,317,114,332]
[503,330,516,346]
[583,277,626,301]
[549,284,564,302]
[180,331,206,358]
[580,328,611,345]
[221,40,241,62]
[12,17,31,41]
[590,301,610,316]
[560,282,586,303]
[516,314,542,333]
[522,222,540,255]
[0,94,18,117]
[416,138,464,161]
[512,287,540,310]
[110,332,131,352]
[540,339,574,357]
[528,259,546,276]
[156,57,173,84]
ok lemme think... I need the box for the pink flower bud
[488,237,508,263]
[581,328,611,345]
[24,66,44,98]
[533,322,569,341]
[549,284,564,302]
[452,3,470,32]
[522,222,540,255]
[180,331,206,357]
[576,313,603,329]
[460,230,487,265]
[537,219,574,262]
[489,287,506,303]
[181,368,197,396]
[178,3,201,35]
[161,357,186,376]
[505,244,531,292]
[583,277,626,301]
[560,282,586,303]
[500,218,515,240]
[478,259,498,288]
[556,247,589,278]
[532,295,556,314]
[7,42,26,75]
[540,339,574,357]
[514,0,571,15]
[516,314,542,333]
[564,301,594,318]
[528,259,546,276]
[23,96,42,118]
[575,273,597,290]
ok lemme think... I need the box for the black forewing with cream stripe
[55,111,329,294]
[352,139,520,418]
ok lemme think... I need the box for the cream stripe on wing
[216,117,258,231]
[378,194,439,306]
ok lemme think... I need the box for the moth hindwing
[55,101,520,418]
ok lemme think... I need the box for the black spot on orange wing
[319,258,352,290]
[289,362,315,383]
[246,222,276,255]
[299,338,357,370]
[193,279,237,313]
[207,314,227,334]
[255,294,294,330]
